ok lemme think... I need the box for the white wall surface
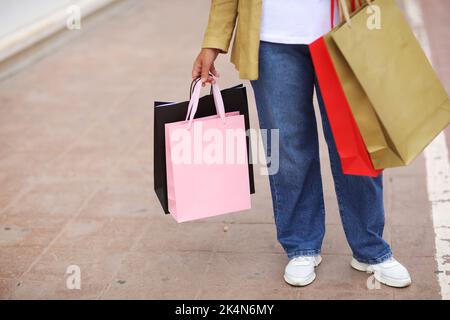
[0,0,77,39]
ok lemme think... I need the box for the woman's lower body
[250,41,412,287]
[250,41,393,265]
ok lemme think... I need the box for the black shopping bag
[154,83,255,214]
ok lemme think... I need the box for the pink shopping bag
[165,79,251,222]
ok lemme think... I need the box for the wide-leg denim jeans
[251,41,392,264]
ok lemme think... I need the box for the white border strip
[403,0,450,300]
[0,0,119,63]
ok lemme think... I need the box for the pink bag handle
[185,77,226,129]
[185,79,202,122]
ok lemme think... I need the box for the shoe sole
[350,258,412,288]
[284,273,316,287]
[283,256,322,287]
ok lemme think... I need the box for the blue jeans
[251,41,392,264]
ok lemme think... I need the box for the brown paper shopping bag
[322,33,404,169]
[329,0,450,168]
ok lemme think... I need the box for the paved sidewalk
[0,0,447,299]
[421,1,450,152]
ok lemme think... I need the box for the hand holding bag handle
[185,77,226,129]
[189,75,213,99]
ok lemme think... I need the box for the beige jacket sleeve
[202,0,238,53]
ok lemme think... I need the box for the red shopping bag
[310,36,382,177]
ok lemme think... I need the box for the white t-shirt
[260,0,338,45]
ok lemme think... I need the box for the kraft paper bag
[165,80,251,222]
[331,0,450,167]
[322,33,404,169]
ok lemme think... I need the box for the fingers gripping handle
[185,78,226,129]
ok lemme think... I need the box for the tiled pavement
[0,0,447,299]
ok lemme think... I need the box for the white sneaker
[284,255,322,287]
[351,257,412,288]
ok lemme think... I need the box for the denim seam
[353,250,393,265]
[329,158,351,243]
[317,165,326,242]
[269,174,282,237]
[288,249,321,259]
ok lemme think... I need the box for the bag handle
[186,76,218,120]
[337,0,374,27]
[332,0,357,28]
[351,0,363,11]
[185,77,226,129]
[189,76,213,99]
